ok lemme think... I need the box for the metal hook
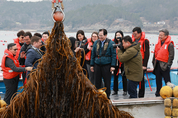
[51,0,65,22]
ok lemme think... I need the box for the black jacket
[18,43,31,65]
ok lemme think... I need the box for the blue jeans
[127,80,139,98]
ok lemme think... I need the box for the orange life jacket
[13,38,22,60]
[85,38,93,61]
[154,36,174,63]
[132,32,149,60]
[1,49,21,79]
[41,38,44,42]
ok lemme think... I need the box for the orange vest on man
[13,38,22,60]
[154,36,174,63]
[132,32,148,60]
[1,49,20,79]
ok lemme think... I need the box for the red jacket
[41,38,44,42]
[13,38,21,60]
[85,38,92,61]
[132,32,148,60]
[155,36,174,63]
[1,49,20,79]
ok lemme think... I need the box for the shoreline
[0,30,178,35]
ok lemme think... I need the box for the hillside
[0,0,178,33]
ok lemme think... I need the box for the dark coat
[90,38,116,67]
[25,47,43,76]
[18,41,46,65]
[118,43,143,82]
[18,43,31,65]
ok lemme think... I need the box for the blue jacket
[90,38,116,67]
[25,47,43,77]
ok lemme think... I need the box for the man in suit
[25,36,43,78]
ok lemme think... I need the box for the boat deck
[110,87,156,101]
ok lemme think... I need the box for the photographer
[117,36,143,98]
[112,30,127,95]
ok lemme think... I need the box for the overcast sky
[8,0,43,2]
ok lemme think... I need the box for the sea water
[0,31,178,68]
[0,31,178,91]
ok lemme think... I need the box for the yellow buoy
[164,98,172,107]
[172,108,178,117]
[164,107,172,116]
[98,89,107,97]
[0,100,7,108]
[160,86,173,99]
[173,98,178,108]
[164,116,171,118]
[173,86,178,98]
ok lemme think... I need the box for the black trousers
[128,80,139,98]
[22,71,26,84]
[94,64,111,99]
[138,70,146,98]
[155,62,171,96]
[113,66,119,92]
[121,64,127,92]
[3,75,19,105]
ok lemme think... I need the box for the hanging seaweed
[0,22,133,118]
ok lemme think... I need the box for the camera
[112,37,124,49]
[112,43,122,48]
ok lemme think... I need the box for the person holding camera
[90,29,116,99]
[117,36,143,98]
[112,30,127,95]
[132,27,150,98]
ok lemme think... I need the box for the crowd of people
[1,27,175,104]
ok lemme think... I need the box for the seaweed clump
[0,22,134,118]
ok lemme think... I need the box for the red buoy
[52,0,61,3]
[53,11,64,22]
